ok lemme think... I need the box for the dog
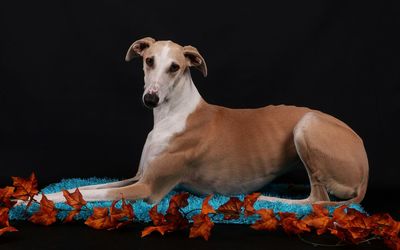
[21,37,369,206]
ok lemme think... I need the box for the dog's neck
[152,70,202,125]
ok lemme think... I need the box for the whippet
[21,37,369,206]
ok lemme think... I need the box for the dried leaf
[0,207,17,236]
[141,193,190,237]
[62,188,87,210]
[0,207,11,228]
[0,186,16,208]
[251,209,279,231]
[369,213,400,238]
[279,212,310,235]
[329,206,372,244]
[384,236,400,250]
[84,207,116,230]
[84,196,135,230]
[29,194,58,226]
[141,225,172,237]
[164,212,189,231]
[189,213,214,240]
[12,172,39,208]
[217,197,243,220]
[302,204,331,235]
[0,226,18,236]
[201,195,215,214]
[166,192,189,215]
[148,205,166,226]
[243,192,261,216]
[110,198,135,228]
[63,210,80,223]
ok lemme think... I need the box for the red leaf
[63,210,80,223]
[84,207,116,230]
[217,197,243,220]
[189,213,214,240]
[329,206,372,244]
[243,192,261,216]
[384,236,400,250]
[0,186,16,208]
[141,225,172,237]
[62,188,87,210]
[0,207,11,228]
[166,192,189,215]
[0,226,18,236]
[12,172,39,208]
[369,213,400,238]
[201,195,215,214]
[0,207,17,236]
[302,204,331,235]
[279,212,310,235]
[251,209,279,231]
[29,194,58,226]
[141,194,190,237]
[110,198,135,228]
[84,197,135,230]
[148,205,166,226]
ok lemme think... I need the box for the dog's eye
[145,57,154,67]
[169,63,180,73]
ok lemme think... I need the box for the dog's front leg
[20,151,186,204]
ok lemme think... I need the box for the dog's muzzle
[143,93,159,109]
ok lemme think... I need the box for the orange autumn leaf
[217,197,243,220]
[29,194,58,226]
[251,209,279,231]
[302,204,331,235]
[189,193,215,240]
[243,192,261,216]
[0,226,18,236]
[148,205,166,226]
[62,188,89,223]
[189,213,214,241]
[142,193,190,238]
[331,205,348,225]
[141,225,172,237]
[110,198,135,228]
[201,195,215,214]
[0,186,16,208]
[84,207,116,230]
[11,172,39,208]
[62,188,87,210]
[329,206,372,244]
[85,198,135,230]
[0,207,17,236]
[166,192,189,215]
[279,212,310,235]
[369,213,400,239]
[384,236,400,250]
[64,210,80,224]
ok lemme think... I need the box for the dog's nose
[143,93,159,109]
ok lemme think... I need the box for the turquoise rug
[9,177,365,224]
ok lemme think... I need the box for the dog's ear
[125,37,156,62]
[183,45,207,77]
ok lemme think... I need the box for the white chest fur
[133,72,201,180]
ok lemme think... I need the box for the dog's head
[125,37,207,109]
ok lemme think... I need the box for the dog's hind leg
[258,112,368,205]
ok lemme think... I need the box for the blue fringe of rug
[9,177,365,225]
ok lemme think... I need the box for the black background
[1,1,399,249]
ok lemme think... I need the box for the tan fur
[141,100,368,204]
[21,38,368,206]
